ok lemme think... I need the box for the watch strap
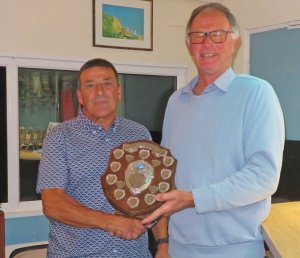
[156,237,169,245]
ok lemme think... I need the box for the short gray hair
[185,3,239,43]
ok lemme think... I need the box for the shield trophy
[101,140,177,218]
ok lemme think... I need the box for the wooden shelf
[19,150,41,160]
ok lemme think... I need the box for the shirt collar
[181,68,235,96]
[77,110,120,132]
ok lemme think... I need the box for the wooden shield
[101,140,177,217]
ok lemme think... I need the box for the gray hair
[185,3,240,43]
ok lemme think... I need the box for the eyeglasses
[188,30,233,44]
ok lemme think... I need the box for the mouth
[93,100,109,108]
[201,53,216,58]
[94,97,109,103]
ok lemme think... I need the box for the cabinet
[19,68,78,150]
[18,68,79,201]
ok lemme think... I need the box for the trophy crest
[101,140,177,217]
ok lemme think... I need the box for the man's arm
[41,188,146,240]
[151,216,169,258]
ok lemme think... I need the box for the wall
[0,0,201,80]
[224,0,300,73]
[2,0,300,77]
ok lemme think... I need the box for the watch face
[101,140,177,217]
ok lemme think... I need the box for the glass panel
[0,66,7,203]
[19,68,78,201]
[18,69,176,202]
[121,74,176,144]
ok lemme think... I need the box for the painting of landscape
[102,4,144,41]
[93,0,152,50]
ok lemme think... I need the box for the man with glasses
[143,3,285,258]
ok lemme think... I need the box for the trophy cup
[101,140,177,217]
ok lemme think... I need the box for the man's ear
[117,84,122,102]
[231,36,241,61]
[233,36,241,54]
[186,40,193,56]
[77,89,83,106]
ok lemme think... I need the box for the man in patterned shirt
[37,58,168,258]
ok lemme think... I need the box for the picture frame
[93,0,153,51]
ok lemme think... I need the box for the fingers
[109,216,146,240]
[155,192,170,202]
[111,228,142,240]
[141,192,175,225]
[147,217,160,229]
[142,207,165,226]
[113,230,139,240]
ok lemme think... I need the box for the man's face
[77,66,121,128]
[186,9,239,80]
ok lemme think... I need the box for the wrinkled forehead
[78,66,118,88]
[190,9,231,31]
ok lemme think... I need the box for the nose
[96,83,105,95]
[201,33,214,46]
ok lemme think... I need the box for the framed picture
[93,0,153,51]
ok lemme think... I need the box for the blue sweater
[162,68,285,258]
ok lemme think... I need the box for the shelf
[20,150,41,160]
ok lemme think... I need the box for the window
[119,74,176,143]
[1,56,187,214]
[250,26,300,140]
[19,68,78,201]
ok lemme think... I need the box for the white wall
[1,0,300,79]
[0,0,202,82]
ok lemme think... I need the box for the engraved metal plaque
[101,140,177,217]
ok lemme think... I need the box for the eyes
[82,80,116,89]
[188,30,233,44]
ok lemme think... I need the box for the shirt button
[93,131,96,134]
[106,138,110,142]
[113,249,117,253]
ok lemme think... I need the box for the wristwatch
[156,237,169,246]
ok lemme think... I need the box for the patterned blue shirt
[37,111,152,258]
